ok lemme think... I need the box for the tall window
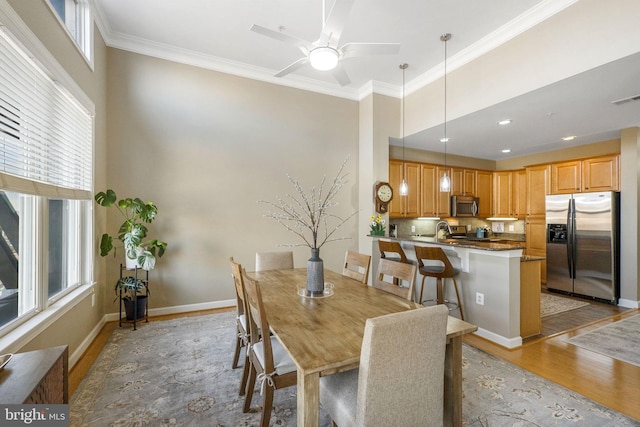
[48,0,92,62]
[0,22,93,333]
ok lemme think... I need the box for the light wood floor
[70,305,640,422]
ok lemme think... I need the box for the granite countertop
[521,255,546,262]
[371,234,526,251]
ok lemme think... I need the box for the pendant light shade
[439,33,451,192]
[399,63,409,196]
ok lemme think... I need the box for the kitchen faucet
[435,221,451,239]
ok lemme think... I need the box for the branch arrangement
[259,157,358,249]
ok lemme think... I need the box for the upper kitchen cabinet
[419,163,452,218]
[436,166,451,218]
[475,170,492,218]
[582,155,620,192]
[526,164,550,218]
[389,160,420,218]
[550,155,619,194]
[450,167,475,196]
[512,169,527,218]
[492,171,513,217]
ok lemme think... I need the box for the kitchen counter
[377,234,526,251]
[370,235,526,348]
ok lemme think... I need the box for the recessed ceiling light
[501,149,511,153]
[497,119,512,125]
[562,135,577,141]
[440,137,450,143]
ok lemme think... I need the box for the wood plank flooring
[70,302,640,422]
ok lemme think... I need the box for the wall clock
[374,182,393,213]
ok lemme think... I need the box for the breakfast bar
[372,236,531,348]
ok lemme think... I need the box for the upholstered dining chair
[255,251,294,271]
[319,305,449,427]
[229,257,250,396]
[373,258,417,301]
[241,270,297,427]
[342,251,371,284]
[414,245,465,320]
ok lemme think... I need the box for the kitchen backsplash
[389,218,526,240]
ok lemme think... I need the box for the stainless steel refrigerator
[545,191,620,303]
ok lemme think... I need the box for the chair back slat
[242,271,275,373]
[230,257,246,316]
[343,251,371,283]
[374,258,416,301]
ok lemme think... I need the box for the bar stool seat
[414,246,464,320]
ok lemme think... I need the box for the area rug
[70,311,639,426]
[564,314,640,368]
[541,292,590,317]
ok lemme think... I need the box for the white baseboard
[104,299,236,323]
[473,327,523,349]
[69,316,107,369]
[618,298,640,309]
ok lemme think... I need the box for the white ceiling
[93,0,640,161]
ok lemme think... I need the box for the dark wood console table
[0,345,68,403]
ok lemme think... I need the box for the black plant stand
[119,264,149,330]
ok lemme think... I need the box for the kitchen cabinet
[551,160,582,194]
[525,164,549,284]
[550,155,619,194]
[420,164,437,217]
[582,154,619,192]
[492,169,526,218]
[525,218,547,284]
[492,171,512,217]
[475,170,493,218]
[389,160,420,218]
[450,167,475,196]
[512,169,527,218]
[520,257,543,338]
[526,164,550,218]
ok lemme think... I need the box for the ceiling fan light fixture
[309,47,339,70]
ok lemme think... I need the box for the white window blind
[0,26,92,198]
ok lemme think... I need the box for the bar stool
[414,246,464,320]
[378,241,416,286]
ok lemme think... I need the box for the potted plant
[95,189,167,271]
[115,276,148,321]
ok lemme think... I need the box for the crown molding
[93,0,578,101]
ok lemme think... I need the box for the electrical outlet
[476,292,484,305]
[91,293,96,307]
[411,226,416,233]
[508,224,515,231]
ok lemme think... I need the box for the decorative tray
[296,282,334,298]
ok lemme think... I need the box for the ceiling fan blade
[340,42,401,59]
[250,24,312,55]
[274,57,309,78]
[318,0,355,47]
[331,63,351,86]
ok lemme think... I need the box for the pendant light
[399,63,409,196]
[439,33,451,192]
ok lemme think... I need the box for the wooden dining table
[249,267,478,427]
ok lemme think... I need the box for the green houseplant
[95,189,167,271]
[114,276,148,320]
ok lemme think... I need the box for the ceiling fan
[250,0,400,86]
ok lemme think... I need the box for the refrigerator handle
[567,198,574,279]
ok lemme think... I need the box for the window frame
[45,0,94,69]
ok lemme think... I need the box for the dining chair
[229,257,250,396]
[342,251,371,284]
[373,258,417,301]
[414,245,464,320]
[255,251,294,271]
[320,304,449,427]
[241,270,297,427]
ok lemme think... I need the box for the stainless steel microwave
[451,195,479,217]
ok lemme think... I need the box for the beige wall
[5,1,109,354]
[105,49,360,309]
